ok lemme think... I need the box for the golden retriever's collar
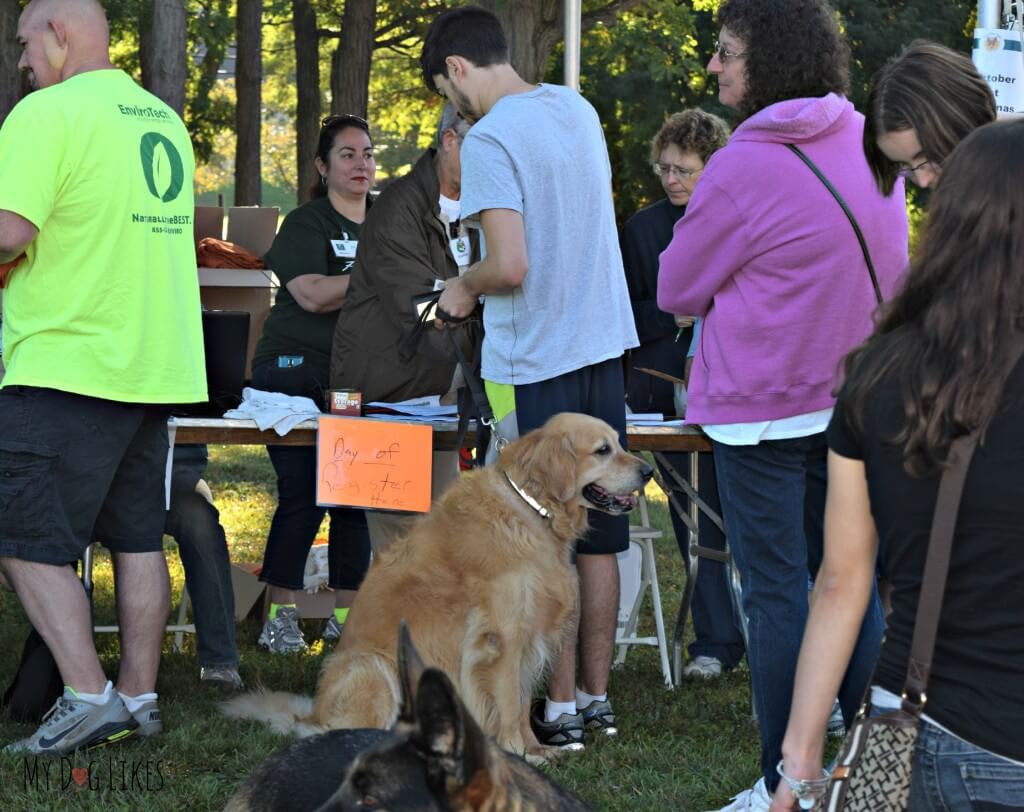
[503,471,551,520]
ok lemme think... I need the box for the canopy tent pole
[979,0,1002,28]
[563,0,582,90]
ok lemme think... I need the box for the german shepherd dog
[224,413,653,759]
[225,623,593,811]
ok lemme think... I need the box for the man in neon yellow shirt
[0,0,205,755]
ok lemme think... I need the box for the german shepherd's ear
[414,669,489,788]
[396,619,426,724]
[503,426,578,504]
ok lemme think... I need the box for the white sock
[544,698,577,723]
[576,688,607,707]
[69,680,113,705]
[118,691,158,713]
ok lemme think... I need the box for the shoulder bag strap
[785,144,883,305]
[900,338,1024,715]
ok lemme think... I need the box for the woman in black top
[772,120,1024,810]
[251,115,376,653]
[619,109,746,680]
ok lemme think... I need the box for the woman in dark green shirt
[251,115,375,653]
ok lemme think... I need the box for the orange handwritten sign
[316,417,433,513]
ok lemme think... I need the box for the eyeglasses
[652,162,703,180]
[713,39,748,63]
[896,158,939,180]
[321,114,370,131]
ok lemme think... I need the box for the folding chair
[613,493,673,688]
[81,544,196,654]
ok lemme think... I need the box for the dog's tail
[220,690,326,738]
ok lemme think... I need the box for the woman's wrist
[780,743,825,778]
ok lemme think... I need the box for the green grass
[0,446,762,811]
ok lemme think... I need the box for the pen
[675,328,684,343]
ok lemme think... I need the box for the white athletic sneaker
[683,655,723,680]
[711,777,772,812]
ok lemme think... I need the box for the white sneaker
[711,777,772,812]
[683,655,723,680]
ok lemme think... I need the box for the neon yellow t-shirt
[0,69,205,403]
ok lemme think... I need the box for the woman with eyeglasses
[250,114,376,654]
[863,41,996,193]
[772,118,1024,811]
[657,1,909,809]
[620,109,746,682]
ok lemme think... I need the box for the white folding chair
[613,493,673,688]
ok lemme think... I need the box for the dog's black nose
[640,462,654,482]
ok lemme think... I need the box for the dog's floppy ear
[414,668,489,789]
[503,427,578,504]
[396,619,426,723]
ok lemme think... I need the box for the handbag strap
[901,338,1024,715]
[785,144,883,305]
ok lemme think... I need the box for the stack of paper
[363,396,459,423]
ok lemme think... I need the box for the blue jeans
[658,450,744,667]
[713,434,884,792]
[909,721,1024,811]
[166,473,238,668]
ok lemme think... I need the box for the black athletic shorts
[0,385,170,565]
[491,357,630,556]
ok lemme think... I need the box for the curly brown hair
[649,109,731,164]
[717,0,850,118]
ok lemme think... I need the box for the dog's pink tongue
[617,494,639,509]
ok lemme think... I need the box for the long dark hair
[863,41,996,196]
[840,119,1024,477]
[717,0,849,119]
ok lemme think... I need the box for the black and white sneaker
[531,706,585,752]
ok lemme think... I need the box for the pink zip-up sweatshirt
[657,94,909,425]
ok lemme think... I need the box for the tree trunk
[235,0,263,205]
[480,0,561,84]
[330,0,376,118]
[293,0,320,205]
[140,0,188,115]
[0,0,22,125]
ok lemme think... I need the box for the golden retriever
[223,412,653,758]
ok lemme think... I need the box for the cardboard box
[226,206,280,258]
[198,267,277,379]
[230,561,339,621]
[194,205,224,243]
[196,206,281,379]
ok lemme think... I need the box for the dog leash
[399,291,506,459]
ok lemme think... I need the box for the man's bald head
[18,0,111,90]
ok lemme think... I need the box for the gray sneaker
[827,700,845,737]
[4,688,138,756]
[258,606,308,654]
[322,615,344,641]
[200,666,244,691]
[580,698,618,737]
[130,699,162,737]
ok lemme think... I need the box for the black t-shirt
[828,365,1024,762]
[254,196,364,370]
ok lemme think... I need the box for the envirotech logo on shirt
[122,102,192,234]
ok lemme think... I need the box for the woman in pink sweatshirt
[657,1,909,809]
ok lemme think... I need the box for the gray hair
[435,102,469,147]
